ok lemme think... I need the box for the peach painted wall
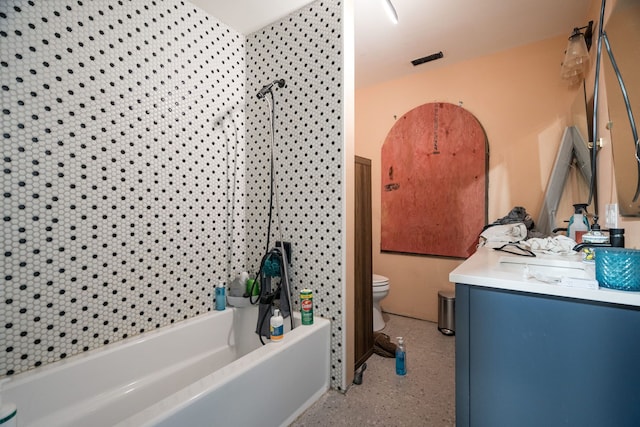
[355,35,601,322]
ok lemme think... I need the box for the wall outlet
[605,203,619,229]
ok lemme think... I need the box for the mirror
[603,0,640,216]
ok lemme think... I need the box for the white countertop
[449,247,640,307]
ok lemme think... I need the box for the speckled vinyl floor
[290,313,456,426]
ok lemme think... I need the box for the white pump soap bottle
[0,378,17,427]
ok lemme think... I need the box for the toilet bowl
[372,274,390,331]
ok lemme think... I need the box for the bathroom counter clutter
[449,246,640,307]
[451,247,640,427]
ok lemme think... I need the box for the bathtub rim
[118,312,331,427]
[4,308,331,427]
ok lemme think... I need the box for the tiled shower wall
[246,1,344,389]
[1,0,345,390]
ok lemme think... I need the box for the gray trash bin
[438,290,455,335]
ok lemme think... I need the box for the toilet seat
[372,274,390,292]
[372,274,389,287]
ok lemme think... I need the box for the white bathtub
[4,307,331,427]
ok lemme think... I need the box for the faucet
[572,242,611,252]
[572,215,620,252]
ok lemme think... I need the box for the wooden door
[354,156,374,370]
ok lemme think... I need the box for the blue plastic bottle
[215,282,226,311]
[396,337,406,376]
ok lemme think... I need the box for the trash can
[438,290,455,335]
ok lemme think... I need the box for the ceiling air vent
[411,52,444,66]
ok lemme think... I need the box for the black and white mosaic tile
[1,0,345,390]
[246,0,344,390]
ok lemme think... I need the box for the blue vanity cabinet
[455,283,640,427]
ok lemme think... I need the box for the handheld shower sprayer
[256,79,285,99]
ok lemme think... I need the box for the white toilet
[372,274,390,331]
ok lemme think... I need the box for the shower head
[256,79,285,99]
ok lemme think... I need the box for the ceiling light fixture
[382,0,398,25]
[560,21,593,86]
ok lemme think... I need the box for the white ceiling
[188,0,316,34]
[189,0,592,88]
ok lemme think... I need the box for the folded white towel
[521,235,577,255]
[478,223,528,248]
